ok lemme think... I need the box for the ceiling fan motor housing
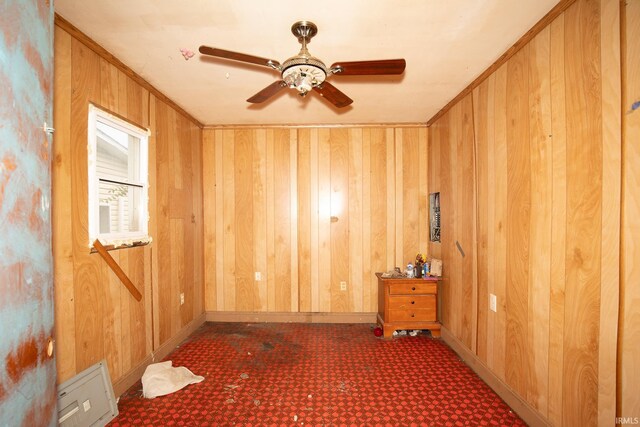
[282,21,327,95]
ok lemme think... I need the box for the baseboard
[112,312,207,397]
[206,311,377,324]
[440,327,550,427]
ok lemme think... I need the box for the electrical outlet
[489,293,497,312]
[255,272,262,281]
[180,293,185,306]
[340,281,347,291]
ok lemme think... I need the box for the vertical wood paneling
[215,130,225,310]
[141,89,153,357]
[274,130,292,311]
[485,73,497,370]
[298,129,312,312]
[429,1,623,425]
[126,77,143,126]
[597,0,621,423]
[203,131,216,311]
[548,14,568,425]
[437,114,452,330]
[527,27,552,413]
[70,38,103,372]
[444,107,457,336]
[265,130,277,311]
[492,64,508,382]
[505,45,531,398]
[310,129,320,312]
[53,26,76,383]
[427,122,442,261]
[100,58,118,112]
[394,130,404,267]
[459,96,476,350]
[253,130,268,311]
[435,98,477,348]
[127,246,146,363]
[170,218,184,336]
[362,130,373,311]
[330,128,349,312]
[473,81,489,363]
[183,118,197,326]
[171,113,182,332]
[223,130,236,311]
[386,129,396,270]
[563,1,602,424]
[620,0,640,418]
[54,24,204,388]
[349,129,363,312]
[401,128,420,265]
[102,252,121,379]
[125,75,146,369]
[202,125,427,316]
[154,103,203,344]
[418,127,429,254]
[289,131,299,313]
[369,129,388,309]
[449,106,460,339]
[189,122,205,320]
[234,130,254,311]
[116,71,131,373]
[155,100,171,343]
[149,96,160,350]
[318,129,332,312]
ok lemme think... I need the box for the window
[88,104,149,247]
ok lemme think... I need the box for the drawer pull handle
[411,313,415,318]
[411,301,415,304]
[411,287,416,291]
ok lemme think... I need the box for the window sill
[89,239,151,254]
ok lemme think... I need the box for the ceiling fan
[199,21,406,108]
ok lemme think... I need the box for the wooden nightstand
[376,272,440,339]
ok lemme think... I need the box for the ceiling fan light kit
[199,20,406,108]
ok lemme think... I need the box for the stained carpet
[109,322,526,426]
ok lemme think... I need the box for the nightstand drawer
[388,282,437,295]
[388,295,435,310]
[388,308,436,322]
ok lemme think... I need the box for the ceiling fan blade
[313,82,353,108]
[247,81,287,103]
[199,45,280,69]
[330,59,406,76]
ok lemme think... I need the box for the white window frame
[88,104,150,247]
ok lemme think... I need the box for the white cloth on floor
[141,361,204,399]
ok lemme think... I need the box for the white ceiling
[55,0,559,126]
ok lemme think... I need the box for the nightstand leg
[383,327,394,339]
[430,329,441,338]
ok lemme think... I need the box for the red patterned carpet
[109,323,526,426]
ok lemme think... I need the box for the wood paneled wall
[428,0,623,425]
[203,127,429,314]
[621,0,640,419]
[53,23,204,386]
